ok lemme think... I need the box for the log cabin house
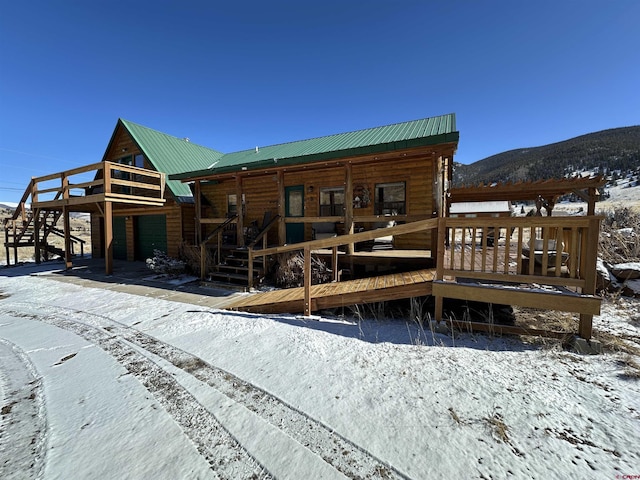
[3,113,606,340]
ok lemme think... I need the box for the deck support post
[63,206,72,269]
[104,201,113,275]
[34,208,41,264]
[332,246,339,282]
[304,246,311,316]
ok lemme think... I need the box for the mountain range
[454,126,640,187]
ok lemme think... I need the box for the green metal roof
[171,113,458,180]
[118,119,225,200]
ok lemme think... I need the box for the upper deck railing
[28,161,166,208]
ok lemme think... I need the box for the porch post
[235,175,244,247]
[277,170,286,245]
[194,180,202,245]
[344,163,354,254]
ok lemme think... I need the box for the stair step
[207,272,252,283]
[217,264,263,275]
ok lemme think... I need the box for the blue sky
[1,0,638,202]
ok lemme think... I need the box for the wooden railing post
[248,248,254,289]
[200,242,206,280]
[304,246,311,316]
[578,217,601,340]
[434,217,447,321]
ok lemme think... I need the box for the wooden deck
[226,268,436,314]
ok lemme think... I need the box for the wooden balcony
[30,161,166,210]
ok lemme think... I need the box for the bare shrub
[179,242,213,276]
[599,206,640,264]
[273,252,332,288]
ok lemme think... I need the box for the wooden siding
[104,125,142,163]
[199,147,442,249]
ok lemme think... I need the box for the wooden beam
[34,208,41,264]
[432,282,601,315]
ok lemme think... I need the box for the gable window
[374,182,406,215]
[319,187,344,216]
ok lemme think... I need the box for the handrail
[199,214,238,279]
[247,214,280,250]
[246,217,441,314]
[202,215,237,245]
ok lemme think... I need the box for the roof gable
[115,119,225,200]
[172,113,459,180]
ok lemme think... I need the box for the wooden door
[285,185,304,244]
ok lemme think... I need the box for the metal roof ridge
[224,113,456,154]
[120,118,225,156]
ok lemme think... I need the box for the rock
[596,258,612,292]
[621,279,640,298]
[611,262,640,281]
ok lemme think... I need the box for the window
[116,155,133,194]
[227,194,237,215]
[374,182,405,215]
[227,193,245,215]
[319,187,344,216]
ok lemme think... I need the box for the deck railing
[434,215,602,339]
[29,161,166,207]
[248,218,440,315]
[436,216,601,289]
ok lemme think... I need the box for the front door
[285,185,304,244]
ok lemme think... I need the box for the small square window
[319,187,345,216]
[374,182,405,215]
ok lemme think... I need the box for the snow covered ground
[1,262,639,479]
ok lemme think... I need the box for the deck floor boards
[227,268,437,314]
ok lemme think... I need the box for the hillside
[454,126,640,186]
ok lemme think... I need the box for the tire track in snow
[1,308,270,479]
[0,339,47,480]
[2,302,410,480]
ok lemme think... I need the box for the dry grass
[618,354,640,379]
[484,411,510,444]
[599,206,640,264]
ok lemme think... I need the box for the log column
[344,163,354,254]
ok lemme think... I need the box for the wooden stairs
[206,247,268,287]
[3,185,86,265]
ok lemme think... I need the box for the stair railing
[199,214,238,279]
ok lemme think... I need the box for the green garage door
[135,215,167,261]
[113,216,127,260]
